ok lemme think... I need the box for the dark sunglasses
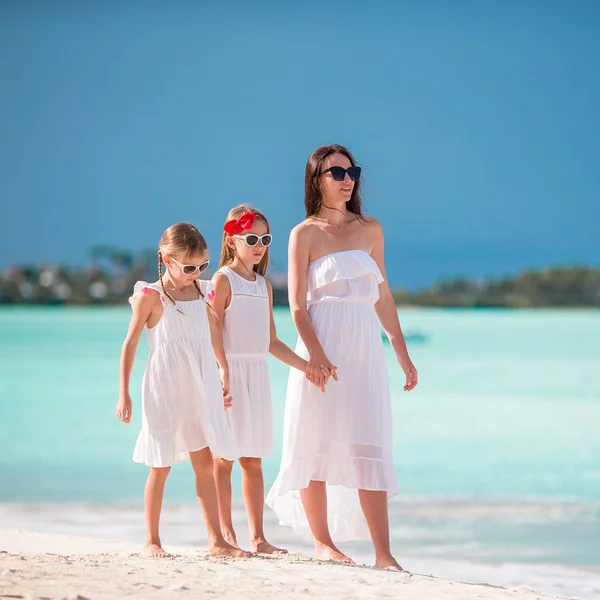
[321,166,361,182]
[170,256,211,275]
[233,233,273,247]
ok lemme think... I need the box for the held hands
[398,355,418,392]
[116,392,132,424]
[305,352,338,392]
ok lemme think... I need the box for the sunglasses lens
[348,166,361,181]
[329,166,346,181]
[199,261,210,273]
[261,235,272,247]
[245,235,259,246]
[183,265,197,275]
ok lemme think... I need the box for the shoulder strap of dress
[129,281,163,306]
[256,273,269,297]
[218,266,241,295]
[148,282,163,294]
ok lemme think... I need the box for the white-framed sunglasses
[232,233,273,247]
[169,256,211,275]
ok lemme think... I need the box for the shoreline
[1,500,599,599]
[0,528,572,600]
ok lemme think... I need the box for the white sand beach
[0,529,567,600]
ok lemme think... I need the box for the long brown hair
[158,223,207,309]
[218,204,271,276]
[304,144,364,218]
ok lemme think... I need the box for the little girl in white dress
[209,204,320,554]
[117,222,248,559]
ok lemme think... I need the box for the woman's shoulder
[359,215,382,229]
[292,219,315,232]
[291,219,321,242]
[357,216,383,243]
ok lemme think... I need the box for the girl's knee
[190,448,215,474]
[239,457,262,472]
[214,458,234,474]
[149,466,171,480]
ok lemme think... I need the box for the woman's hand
[306,352,338,392]
[116,392,132,424]
[398,355,418,391]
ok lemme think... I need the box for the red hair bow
[224,211,257,235]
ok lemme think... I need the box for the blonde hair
[218,204,270,276]
[158,223,207,310]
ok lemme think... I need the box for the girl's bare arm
[118,290,160,422]
[266,280,307,372]
[207,273,232,396]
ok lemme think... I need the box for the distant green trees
[0,246,156,306]
[394,267,600,308]
[1,249,598,307]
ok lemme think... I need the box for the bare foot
[209,541,252,558]
[315,542,354,564]
[222,529,240,549]
[251,538,288,555]
[142,543,172,557]
[375,555,407,572]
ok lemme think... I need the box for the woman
[266,144,418,570]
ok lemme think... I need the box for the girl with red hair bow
[208,204,330,555]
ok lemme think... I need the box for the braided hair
[158,223,207,315]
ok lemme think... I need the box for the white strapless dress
[266,250,398,541]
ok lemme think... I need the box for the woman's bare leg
[189,449,251,557]
[143,466,172,556]
[239,457,287,554]
[358,489,404,570]
[300,480,353,564]
[213,458,238,547]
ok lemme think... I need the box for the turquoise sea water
[1,307,599,597]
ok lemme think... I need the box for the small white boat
[382,329,428,344]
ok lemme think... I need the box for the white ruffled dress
[266,250,398,540]
[130,281,238,468]
[217,266,273,458]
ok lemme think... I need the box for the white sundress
[266,250,398,541]
[130,281,238,468]
[217,266,273,459]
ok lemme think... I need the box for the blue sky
[1,0,598,288]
